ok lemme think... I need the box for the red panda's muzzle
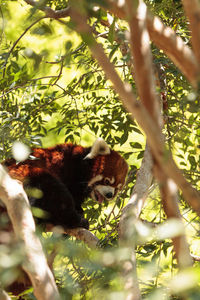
[93,189,105,203]
[90,183,115,203]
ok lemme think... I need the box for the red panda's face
[87,149,128,203]
[88,175,124,203]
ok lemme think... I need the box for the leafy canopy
[0,0,200,299]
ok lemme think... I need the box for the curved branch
[0,165,60,300]
[65,228,99,248]
[24,0,71,19]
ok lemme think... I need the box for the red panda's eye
[104,178,110,185]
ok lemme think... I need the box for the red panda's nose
[105,192,113,199]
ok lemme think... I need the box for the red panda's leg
[24,172,89,229]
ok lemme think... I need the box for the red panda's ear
[84,138,110,159]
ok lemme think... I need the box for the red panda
[0,138,128,295]
[2,138,128,231]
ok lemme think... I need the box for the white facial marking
[88,175,103,187]
[105,176,115,184]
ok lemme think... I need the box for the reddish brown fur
[5,144,84,182]
[103,150,128,187]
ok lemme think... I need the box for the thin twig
[2,17,45,78]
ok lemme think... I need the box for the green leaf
[130,142,142,149]
[108,17,116,44]
[32,23,53,35]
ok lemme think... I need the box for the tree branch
[118,144,153,300]
[65,228,99,248]
[103,0,198,87]
[24,0,71,19]
[125,0,161,124]
[0,165,60,300]
[120,144,153,222]
[0,289,11,300]
[191,254,200,262]
[69,4,200,218]
[125,0,192,270]
[155,168,193,268]
[120,250,141,300]
[146,13,198,87]
[182,0,200,66]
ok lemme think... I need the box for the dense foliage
[0,0,199,299]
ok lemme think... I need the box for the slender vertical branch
[119,2,158,297]
[125,0,161,124]
[124,0,192,269]
[120,249,141,300]
[118,144,153,300]
[119,144,153,221]
[156,169,193,268]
